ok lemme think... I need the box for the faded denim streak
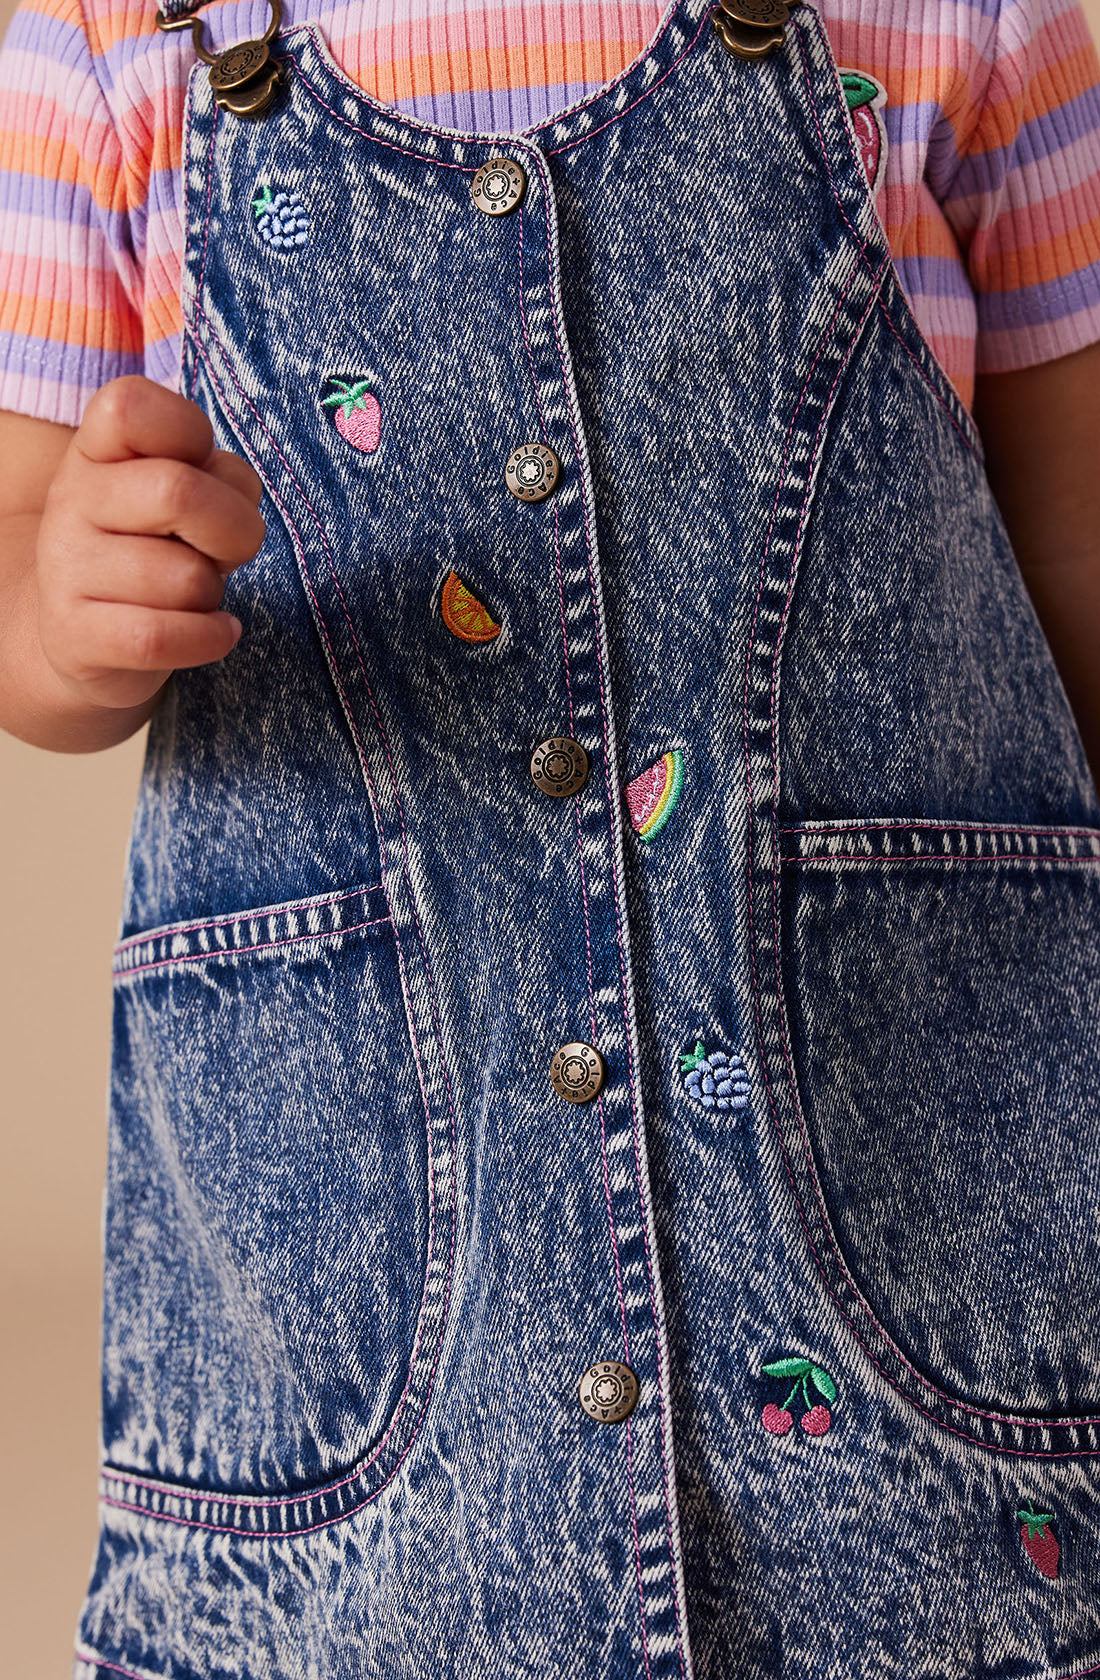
[73,2,1100,1676]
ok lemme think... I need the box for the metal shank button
[720,0,789,23]
[579,1360,640,1423]
[713,10,786,57]
[550,1042,605,1105]
[530,736,588,798]
[505,442,561,502]
[471,157,527,216]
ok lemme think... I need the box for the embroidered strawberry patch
[321,376,382,453]
[841,71,888,195]
[1016,1502,1060,1580]
[761,1356,838,1438]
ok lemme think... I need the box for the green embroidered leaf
[841,72,878,112]
[251,185,274,216]
[761,1358,811,1379]
[679,1040,707,1073]
[809,1365,837,1402]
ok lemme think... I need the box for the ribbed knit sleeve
[948,0,1100,374]
[0,0,143,425]
[1,0,1100,425]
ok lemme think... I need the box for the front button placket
[500,142,693,1680]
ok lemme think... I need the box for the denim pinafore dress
[74,1,1100,1675]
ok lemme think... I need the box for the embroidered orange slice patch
[441,571,501,643]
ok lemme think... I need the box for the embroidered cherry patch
[841,71,888,194]
[625,750,684,842]
[441,571,501,643]
[252,184,310,249]
[680,1039,750,1111]
[321,377,382,453]
[1017,1502,1060,1579]
[761,1357,838,1438]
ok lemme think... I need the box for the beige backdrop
[5,2,1100,1674]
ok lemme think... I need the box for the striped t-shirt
[1,0,1100,419]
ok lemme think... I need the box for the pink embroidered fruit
[1017,1503,1059,1580]
[841,72,886,193]
[625,750,684,842]
[321,377,382,453]
[762,1403,794,1436]
[760,1356,838,1441]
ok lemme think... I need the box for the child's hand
[36,375,266,714]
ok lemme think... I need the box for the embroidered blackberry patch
[1016,1502,1059,1579]
[841,71,888,195]
[252,185,310,249]
[680,1039,750,1111]
[761,1357,838,1438]
[441,571,501,643]
[321,376,382,453]
[625,750,683,841]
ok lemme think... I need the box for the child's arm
[0,376,265,753]
[975,339,1100,787]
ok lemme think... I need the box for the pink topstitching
[534,151,690,1673]
[113,913,391,980]
[75,1643,1100,1680]
[732,179,1100,1444]
[793,18,980,461]
[517,209,630,1358]
[627,1417,656,1680]
[188,103,450,1458]
[781,820,1100,838]
[282,0,705,168]
[766,381,1100,1435]
[524,0,689,137]
[189,328,451,1513]
[761,64,1100,1431]
[74,1654,156,1680]
[189,123,454,1496]
[781,852,1100,867]
[544,4,718,157]
[749,20,1100,1441]
[114,884,381,954]
[518,181,646,1664]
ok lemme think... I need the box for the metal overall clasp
[713,0,796,61]
[155,0,284,117]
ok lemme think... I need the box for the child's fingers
[204,448,265,507]
[76,534,231,614]
[76,376,216,468]
[50,599,242,689]
[78,455,266,570]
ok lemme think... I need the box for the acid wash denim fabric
[73,2,1100,1676]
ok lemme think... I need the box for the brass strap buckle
[714,0,794,61]
[155,0,284,117]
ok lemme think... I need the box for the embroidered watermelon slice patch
[625,750,684,842]
[441,570,501,643]
[841,71,888,195]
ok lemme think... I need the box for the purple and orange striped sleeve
[0,0,144,425]
[3,0,1100,426]
[942,0,1100,375]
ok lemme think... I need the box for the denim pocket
[778,820,1100,1426]
[101,880,434,1503]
